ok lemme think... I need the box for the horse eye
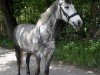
[65,6,69,9]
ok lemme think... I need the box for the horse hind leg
[26,53,32,75]
[44,53,53,75]
[14,45,22,75]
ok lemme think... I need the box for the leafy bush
[54,39,100,68]
[0,37,13,48]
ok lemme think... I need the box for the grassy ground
[0,36,100,68]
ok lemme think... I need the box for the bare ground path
[0,47,99,75]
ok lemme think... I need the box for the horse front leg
[26,53,32,75]
[44,52,53,75]
[35,53,41,75]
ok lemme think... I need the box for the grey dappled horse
[13,0,83,75]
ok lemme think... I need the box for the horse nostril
[72,22,76,26]
[78,20,81,25]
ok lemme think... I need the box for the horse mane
[36,0,58,26]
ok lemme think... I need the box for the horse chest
[40,25,54,40]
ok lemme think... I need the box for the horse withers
[13,0,83,75]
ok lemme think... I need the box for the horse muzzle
[69,15,83,31]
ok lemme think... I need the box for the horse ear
[65,0,72,4]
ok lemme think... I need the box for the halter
[59,3,78,22]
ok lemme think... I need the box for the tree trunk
[0,0,17,39]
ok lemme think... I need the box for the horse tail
[10,17,18,39]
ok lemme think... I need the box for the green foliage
[0,37,13,48]
[13,0,55,23]
[0,0,100,69]
[54,39,100,68]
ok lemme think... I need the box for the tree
[0,0,17,39]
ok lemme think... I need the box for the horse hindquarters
[14,45,22,75]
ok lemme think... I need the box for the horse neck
[48,13,57,28]
[35,12,57,38]
[36,11,58,33]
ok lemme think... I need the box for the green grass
[54,39,100,68]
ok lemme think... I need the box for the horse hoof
[27,72,30,75]
[18,73,21,75]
